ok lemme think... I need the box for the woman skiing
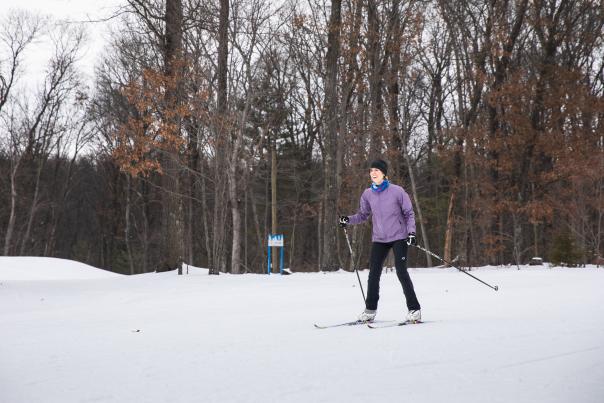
[339,159,421,323]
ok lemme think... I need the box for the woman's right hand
[338,216,349,228]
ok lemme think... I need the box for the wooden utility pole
[271,137,279,273]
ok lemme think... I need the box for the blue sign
[267,234,285,274]
[268,234,284,247]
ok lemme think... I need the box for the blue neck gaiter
[370,179,390,193]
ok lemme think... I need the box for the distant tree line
[1,0,603,274]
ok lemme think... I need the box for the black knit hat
[370,159,388,177]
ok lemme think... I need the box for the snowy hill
[1,258,603,403]
[0,256,121,280]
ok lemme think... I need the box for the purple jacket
[348,184,416,243]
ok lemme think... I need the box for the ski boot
[406,309,421,324]
[358,309,377,322]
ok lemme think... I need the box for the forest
[1,0,602,274]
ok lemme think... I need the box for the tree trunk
[200,166,212,267]
[141,179,150,273]
[186,171,194,265]
[317,199,323,271]
[125,175,135,275]
[4,158,21,256]
[443,190,456,263]
[229,162,242,272]
[20,157,45,255]
[321,0,342,271]
[210,0,230,275]
[228,108,247,275]
[367,0,383,156]
[161,0,185,272]
[403,147,433,267]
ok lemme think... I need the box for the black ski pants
[365,239,421,311]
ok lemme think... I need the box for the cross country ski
[367,320,425,329]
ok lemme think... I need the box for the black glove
[406,232,417,246]
[338,215,350,228]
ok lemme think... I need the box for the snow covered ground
[1,258,603,403]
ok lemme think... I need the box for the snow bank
[0,257,121,280]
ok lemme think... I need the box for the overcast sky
[2,0,124,90]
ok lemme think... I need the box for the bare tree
[208,0,231,274]
[2,18,83,256]
[1,10,43,255]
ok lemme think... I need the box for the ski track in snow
[499,345,603,369]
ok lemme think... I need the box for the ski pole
[412,243,499,291]
[343,226,367,302]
